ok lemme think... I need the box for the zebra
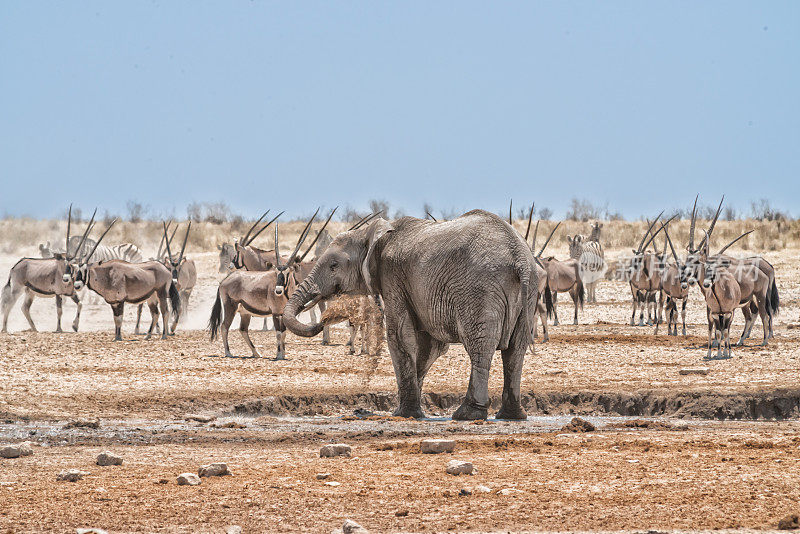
[567,222,606,303]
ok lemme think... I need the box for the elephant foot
[495,405,527,421]
[453,403,488,421]
[393,405,426,419]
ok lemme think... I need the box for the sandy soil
[1,246,800,532]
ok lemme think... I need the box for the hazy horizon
[2,2,798,220]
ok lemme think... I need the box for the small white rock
[0,441,33,459]
[198,463,230,477]
[177,473,202,486]
[420,439,456,454]
[316,472,331,480]
[475,485,492,493]
[445,460,475,476]
[497,488,524,496]
[225,526,242,534]
[96,452,123,466]
[342,519,368,534]
[320,443,352,458]
[57,469,88,482]
[76,529,108,534]
[325,481,341,487]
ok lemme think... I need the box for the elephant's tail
[516,263,533,350]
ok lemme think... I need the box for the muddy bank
[231,388,800,420]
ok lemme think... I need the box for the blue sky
[1,2,798,220]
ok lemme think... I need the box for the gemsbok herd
[1,196,780,362]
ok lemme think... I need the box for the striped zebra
[68,237,143,264]
[567,222,606,303]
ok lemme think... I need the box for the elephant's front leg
[385,306,425,419]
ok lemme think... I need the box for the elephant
[283,209,539,421]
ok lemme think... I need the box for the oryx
[71,220,181,341]
[701,265,741,360]
[2,205,92,333]
[534,220,583,327]
[517,204,553,342]
[681,197,779,346]
[148,221,197,335]
[209,211,323,359]
[626,214,669,326]
[656,225,690,336]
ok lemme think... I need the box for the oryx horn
[640,213,676,253]
[697,196,724,251]
[718,230,754,255]
[84,219,117,264]
[245,211,283,246]
[636,211,665,253]
[241,210,270,246]
[65,204,72,257]
[663,225,681,265]
[530,220,540,251]
[274,224,283,270]
[156,219,173,260]
[537,221,561,257]
[524,203,534,241]
[688,194,698,251]
[425,210,438,222]
[178,221,191,264]
[349,211,382,231]
[286,208,320,265]
[298,207,338,263]
[162,221,175,263]
[74,208,98,261]
[508,199,513,226]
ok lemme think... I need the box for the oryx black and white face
[71,262,89,291]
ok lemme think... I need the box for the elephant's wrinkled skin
[283,210,538,420]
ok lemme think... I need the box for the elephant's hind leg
[453,334,500,421]
[496,309,529,420]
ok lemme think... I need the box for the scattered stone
[184,414,216,423]
[76,529,108,534]
[198,463,230,477]
[560,417,596,433]
[96,452,123,466]
[0,441,34,459]
[57,469,88,482]
[475,485,492,493]
[64,419,100,429]
[395,510,409,517]
[459,487,472,496]
[156,478,169,484]
[497,488,524,496]
[177,473,202,486]
[342,519,368,534]
[325,481,341,487]
[211,421,246,429]
[446,460,475,476]
[679,367,710,376]
[320,443,352,458]
[779,514,800,530]
[225,526,242,534]
[420,439,456,454]
[316,473,331,480]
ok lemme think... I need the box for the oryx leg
[262,317,272,331]
[145,299,160,340]
[70,294,82,332]
[1,281,24,333]
[756,296,769,346]
[637,292,646,327]
[724,313,734,358]
[629,285,637,326]
[220,300,237,358]
[111,302,124,341]
[158,292,169,340]
[273,315,286,360]
[706,312,714,359]
[55,295,63,333]
[552,292,560,326]
[537,301,549,342]
[569,286,579,325]
[135,304,143,335]
[21,292,37,332]
[346,320,357,354]
[736,301,754,346]
[238,313,262,358]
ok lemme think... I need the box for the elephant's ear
[361,219,393,294]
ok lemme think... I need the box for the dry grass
[0,215,796,258]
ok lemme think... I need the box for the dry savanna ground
[1,218,800,532]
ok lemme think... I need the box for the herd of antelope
[0,196,780,361]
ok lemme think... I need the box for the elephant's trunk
[283,279,324,337]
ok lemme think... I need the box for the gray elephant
[283,210,538,421]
